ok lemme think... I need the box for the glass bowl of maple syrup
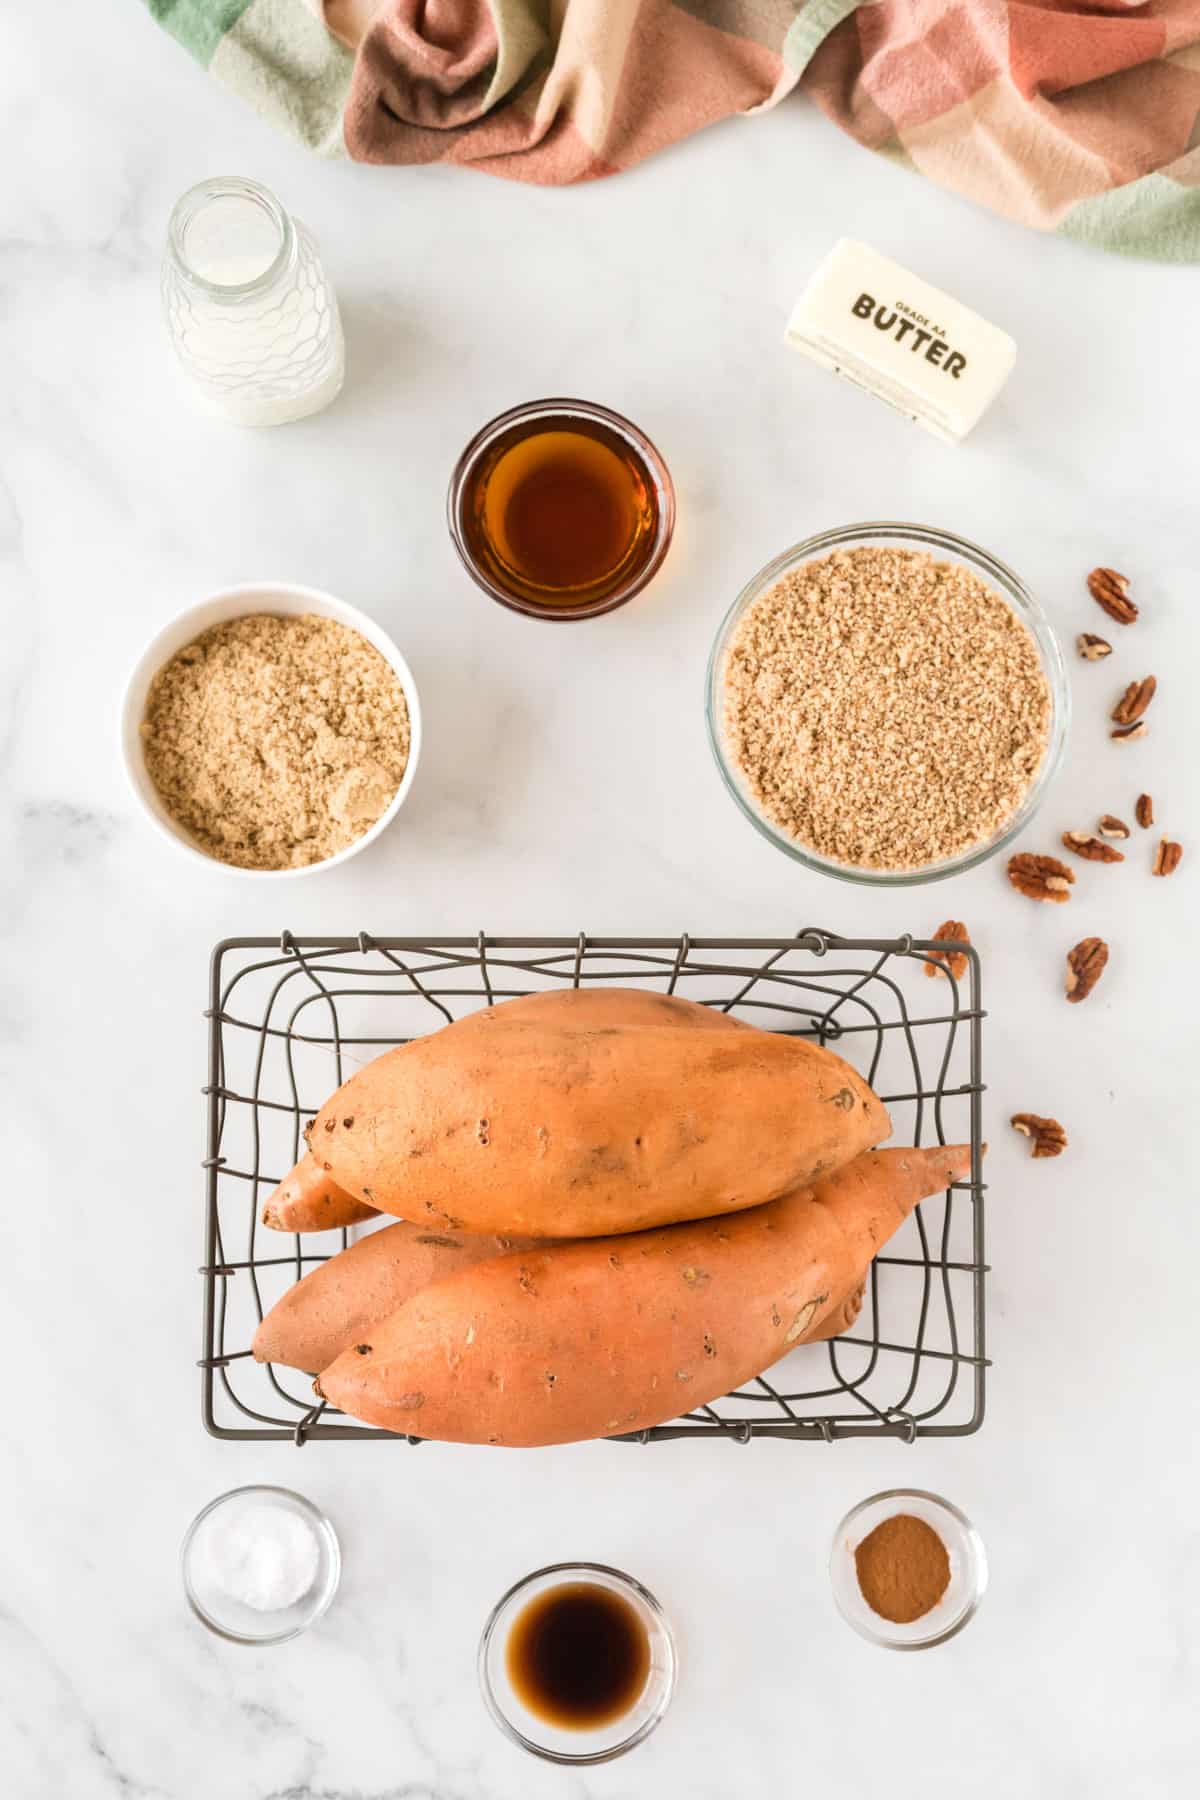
[478,1562,677,1763]
[448,399,676,620]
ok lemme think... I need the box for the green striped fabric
[143,0,1200,260]
[147,0,255,67]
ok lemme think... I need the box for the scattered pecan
[1097,815,1130,840]
[1077,633,1112,661]
[1111,676,1157,726]
[1011,1114,1068,1158]
[1135,793,1154,829]
[1111,721,1147,743]
[925,920,970,981]
[1152,838,1183,877]
[1087,566,1137,625]
[1066,937,1108,1004]
[1061,831,1124,864]
[1007,853,1075,902]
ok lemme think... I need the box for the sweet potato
[261,1150,379,1234]
[316,1144,970,1446]
[479,987,753,1033]
[252,1221,547,1372]
[262,988,743,1233]
[815,1279,865,1341]
[307,987,889,1237]
[257,1221,862,1375]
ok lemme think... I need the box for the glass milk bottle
[162,176,344,426]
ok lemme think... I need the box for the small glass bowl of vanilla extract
[478,1562,677,1763]
[448,399,676,620]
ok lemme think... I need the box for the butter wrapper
[784,240,1016,444]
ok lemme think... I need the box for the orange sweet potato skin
[263,990,739,1232]
[309,988,890,1238]
[813,1279,865,1341]
[261,1151,379,1234]
[317,1144,969,1446]
[488,989,751,1032]
[252,1221,547,1372]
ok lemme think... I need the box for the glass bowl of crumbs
[706,523,1068,885]
[121,583,421,877]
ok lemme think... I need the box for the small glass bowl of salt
[181,1486,340,1645]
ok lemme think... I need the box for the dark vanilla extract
[505,1582,651,1729]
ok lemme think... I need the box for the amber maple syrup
[505,1581,651,1730]
[456,408,666,614]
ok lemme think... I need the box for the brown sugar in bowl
[121,583,421,878]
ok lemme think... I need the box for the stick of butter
[784,240,1016,444]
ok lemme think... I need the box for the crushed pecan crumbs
[925,920,970,981]
[1062,832,1124,864]
[1152,839,1183,877]
[1077,633,1112,661]
[1111,677,1157,726]
[1087,567,1137,625]
[1066,937,1108,1004]
[1111,721,1147,744]
[1136,793,1154,829]
[722,546,1051,871]
[1011,1114,1068,1158]
[1097,815,1130,840]
[1007,852,1075,902]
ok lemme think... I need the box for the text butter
[784,240,1016,444]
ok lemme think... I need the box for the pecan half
[925,920,970,981]
[1066,937,1108,1004]
[1062,832,1124,864]
[1152,838,1183,877]
[1077,633,1112,661]
[1112,676,1157,726]
[1008,853,1075,902]
[1097,815,1130,840]
[1011,1114,1067,1158]
[1135,793,1154,829]
[1111,721,1147,743]
[1087,566,1137,625]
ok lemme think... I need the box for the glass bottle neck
[166,177,296,301]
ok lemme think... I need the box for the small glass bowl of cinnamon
[830,1489,988,1650]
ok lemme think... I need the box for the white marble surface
[3,7,1198,1798]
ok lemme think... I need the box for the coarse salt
[195,1498,320,1613]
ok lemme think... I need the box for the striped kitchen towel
[145,1,1200,259]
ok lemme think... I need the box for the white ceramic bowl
[121,582,421,878]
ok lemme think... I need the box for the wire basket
[202,932,988,1444]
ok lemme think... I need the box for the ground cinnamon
[854,1513,950,1624]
